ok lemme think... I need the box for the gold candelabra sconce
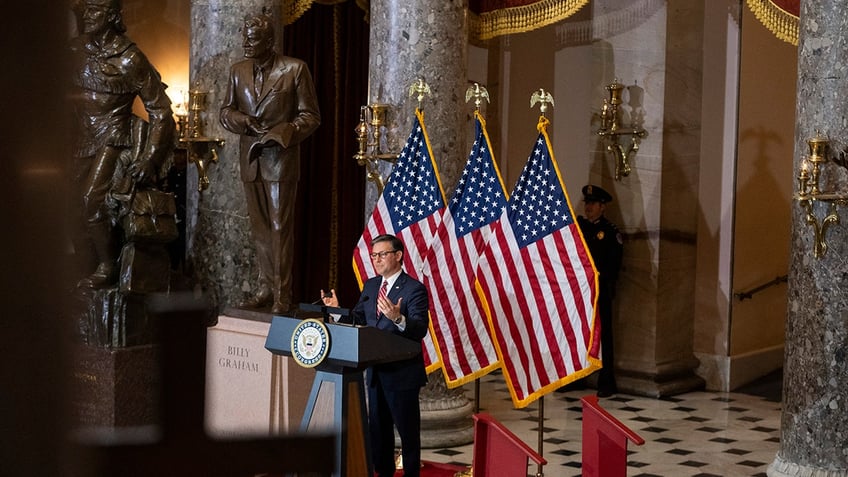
[353,78,432,193]
[177,89,224,192]
[354,103,396,193]
[795,132,848,258]
[596,79,647,181]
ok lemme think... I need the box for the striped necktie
[377,279,388,315]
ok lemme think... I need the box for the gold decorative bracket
[354,79,431,193]
[353,103,396,194]
[177,89,224,192]
[596,79,647,180]
[179,137,225,192]
[795,133,848,258]
[798,199,841,258]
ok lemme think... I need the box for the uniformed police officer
[578,185,623,397]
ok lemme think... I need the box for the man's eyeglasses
[369,250,399,259]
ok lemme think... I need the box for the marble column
[365,0,469,210]
[366,0,474,448]
[586,0,705,398]
[187,0,283,310]
[769,2,848,475]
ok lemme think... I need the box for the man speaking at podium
[321,234,429,477]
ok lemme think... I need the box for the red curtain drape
[747,0,800,45]
[771,0,799,16]
[284,2,370,307]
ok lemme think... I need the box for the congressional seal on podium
[290,318,330,368]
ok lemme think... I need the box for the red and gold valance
[746,0,799,46]
[283,0,368,25]
[285,0,590,39]
[287,0,803,45]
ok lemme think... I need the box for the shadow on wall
[736,367,782,402]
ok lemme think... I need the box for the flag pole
[464,81,490,418]
[529,87,554,477]
[536,395,545,477]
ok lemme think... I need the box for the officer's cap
[582,184,613,204]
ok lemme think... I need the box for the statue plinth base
[72,343,160,428]
[206,309,315,437]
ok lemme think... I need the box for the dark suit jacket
[343,272,430,391]
[220,53,321,183]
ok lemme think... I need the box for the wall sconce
[178,89,224,192]
[596,79,647,181]
[353,78,432,193]
[354,103,396,193]
[795,133,848,258]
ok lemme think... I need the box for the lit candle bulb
[173,89,188,118]
[798,159,810,195]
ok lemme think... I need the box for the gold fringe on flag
[746,0,799,46]
[470,0,590,41]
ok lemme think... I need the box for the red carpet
[395,461,468,477]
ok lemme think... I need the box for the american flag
[353,109,446,372]
[476,116,600,408]
[423,111,506,387]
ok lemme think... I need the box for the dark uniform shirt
[578,215,623,290]
[578,214,623,394]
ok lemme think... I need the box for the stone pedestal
[72,344,160,428]
[419,374,474,448]
[205,310,314,437]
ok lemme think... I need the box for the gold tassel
[284,0,368,25]
[746,0,799,46]
[283,0,315,25]
[470,0,590,41]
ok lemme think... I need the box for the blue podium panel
[265,316,423,477]
[265,315,422,369]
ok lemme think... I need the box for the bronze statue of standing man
[70,0,175,288]
[220,13,321,314]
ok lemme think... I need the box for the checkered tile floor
[421,372,781,476]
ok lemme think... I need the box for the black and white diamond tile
[421,372,781,476]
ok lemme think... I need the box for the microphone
[311,291,334,305]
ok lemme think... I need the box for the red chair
[581,395,645,477]
[470,412,547,477]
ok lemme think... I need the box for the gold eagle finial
[465,83,490,110]
[408,78,431,110]
[530,88,555,116]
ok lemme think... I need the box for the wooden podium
[265,315,422,477]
